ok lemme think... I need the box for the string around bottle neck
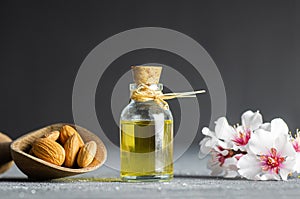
[130,83,206,109]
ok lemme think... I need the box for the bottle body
[120,84,174,182]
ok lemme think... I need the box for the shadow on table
[0,177,41,182]
[174,174,246,181]
[0,175,246,182]
[0,177,123,182]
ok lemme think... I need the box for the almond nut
[32,138,65,166]
[43,130,60,141]
[64,134,81,168]
[77,141,97,168]
[59,125,84,147]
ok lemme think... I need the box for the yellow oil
[120,120,173,181]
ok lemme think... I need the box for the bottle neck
[129,83,163,92]
[129,83,171,109]
[129,83,163,103]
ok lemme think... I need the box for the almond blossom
[199,110,262,157]
[237,118,296,181]
[207,148,239,178]
[215,110,263,151]
[199,126,240,177]
[199,110,262,177]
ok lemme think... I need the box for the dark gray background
[0,0,299,146]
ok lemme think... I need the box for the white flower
[233,110,263,150]
[294,154,300,173]
[214,110,263,151]
[199,127,218,159]
[207,148,239,178]
[199,127,240,177]
[290,130,300,173]
[199,127,229,158]
[199,110,262,157]
[199,110,263,178]
[237,118,296,180]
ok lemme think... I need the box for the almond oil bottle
[120,66,173,182]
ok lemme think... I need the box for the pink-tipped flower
[260,148,285,174]
[232,127,251,147]
[238,118,296,180]
[213,110,263,151]
[207,147,239,178]
[199,110,263,178]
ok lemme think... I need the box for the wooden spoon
[0,123,107,180]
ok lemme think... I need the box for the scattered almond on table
[29,125,97,168]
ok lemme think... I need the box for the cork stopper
[131,66,162,85]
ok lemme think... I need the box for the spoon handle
[0,132,13,174]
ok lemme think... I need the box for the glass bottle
[120,66,174,182]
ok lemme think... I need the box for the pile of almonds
[29,125,97,168]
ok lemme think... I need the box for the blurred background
[0,0,299,149]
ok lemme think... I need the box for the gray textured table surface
[1,147,300,199]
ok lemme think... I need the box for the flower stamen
[291,131,300,152]
[232,128,251,146]
[260,148,285,174]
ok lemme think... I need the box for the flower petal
[248,129,274,155]
[283,156,296,171]
[215,117,236,142]
[215,147,229,156]
[223,157,238,167]
[279,168,291,181]
[294,153,300,173]
[274,135,296,157]
[271,118,289,136]
[199,135,219,159]
[210,166,223,176]
[241,110,263,131]
[259,173,280,181]
[279,157,295,180]
[224,170,238,178]
[207,154,223,176]
[260,122,271,132]
[202,127,215,137]
[199,137,212,159]
[217,139,231,149]
[237,154,261,180]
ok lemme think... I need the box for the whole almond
[77,141,97,168]
[59,125,77,144]
[64,134,81,168]
[32,138,65,166]
[43,130,60,141]
[59,125,84,147]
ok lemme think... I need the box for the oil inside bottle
[120,120,173,181]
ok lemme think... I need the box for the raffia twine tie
[130,83,206,109]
